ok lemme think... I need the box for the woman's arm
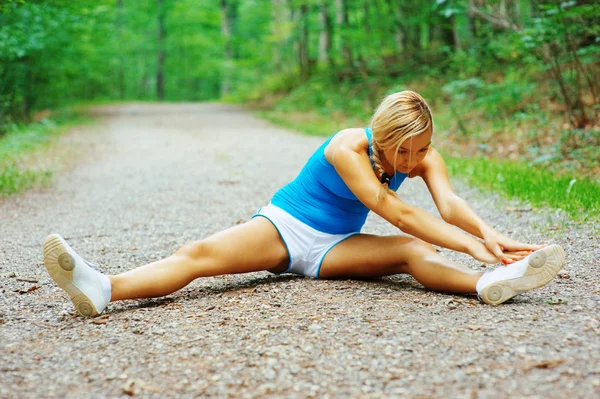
[328,134,498,263]
[417,148,544,263]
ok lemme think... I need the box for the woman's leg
[109,217,289,300]
[44,217,289,317]
[319,234,482,293]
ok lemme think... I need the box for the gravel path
[1,103,599,399]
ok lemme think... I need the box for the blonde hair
[370,90,433,202]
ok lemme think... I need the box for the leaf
[531,153,562,165]
[14,285,40,294]
[566,179,577,195]
[524,359,565,371]
[547,297,568,305]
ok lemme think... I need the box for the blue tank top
[271,128,407,234]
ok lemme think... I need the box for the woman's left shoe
[43,234,111,317]
[476,244,565,305]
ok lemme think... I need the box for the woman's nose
[407,156,418,167]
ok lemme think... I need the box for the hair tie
[381,172,391,185]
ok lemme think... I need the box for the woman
[43,91,565,317]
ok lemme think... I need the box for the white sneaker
[477,244,565,305]
[43,234,111,317]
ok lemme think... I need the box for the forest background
[1,0,599,221]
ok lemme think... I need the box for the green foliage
[0,119,57,160]
[517,1,600,128]
[441,69,539,131]
[163,1,224,101]
[270,74,392,121]
[0,108,89,195]
[0,1,118,130]
[445,155,600,222]
[2,0,597,130]
[1,0,598,206]
[0,162,51,196]
[0,0,230,129]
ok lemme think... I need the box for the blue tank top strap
[365,127,375,169]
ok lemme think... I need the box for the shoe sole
[44,234,99,317]
[479,244,565,305]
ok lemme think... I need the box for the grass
[0,109,91,196]
[445,156,600,222]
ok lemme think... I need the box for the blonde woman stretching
[43,91,565,317]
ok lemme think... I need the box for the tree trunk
[440,15,454,50]
[391,1,406,54]
[467,0,479,40]
[508,0,520,23]
[298,2,309,81]
[468,0,521,31]
[220,0,237,97]
[419,19,429,51]
[272,0,284,72]
[441,13,461,51]
[24,63,35,121]
[319,1,333,68]
[336,0,353,68]
[116,0,125,100]
[452,14,462,50]
[362,0,370,34]
[156,0,165,101]
[397,0,421,55]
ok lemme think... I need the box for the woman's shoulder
[324,128,369,163]
[328,128,369,152]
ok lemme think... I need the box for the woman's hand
[483,231,545,265]
[469,242,501,264]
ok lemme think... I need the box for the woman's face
[383,129,432,174]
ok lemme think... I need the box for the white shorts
[253,203,359,278]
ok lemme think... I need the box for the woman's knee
[408,239,436,255]
[390,238,436,274]
[400,238,437,271]
[174,240,213,262]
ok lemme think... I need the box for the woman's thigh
[319,233,435,279]
[181,216,290,276]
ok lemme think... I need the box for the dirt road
[1,103,599,398]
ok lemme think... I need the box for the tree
[220,0,238,96]
[521,1,600,128]
[157,0,166,100]
[318,0,333,68]
[336,0,353,69]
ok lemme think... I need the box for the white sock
[476,256,530,294]
[97,272,112,303]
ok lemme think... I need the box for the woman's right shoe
[477,244,565,305]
